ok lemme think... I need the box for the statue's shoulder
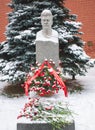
[52,29,58,33]
[52,29,58,37]
[36,30,43,40]
[36,30,42,36]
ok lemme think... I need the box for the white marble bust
[36,9,58,43]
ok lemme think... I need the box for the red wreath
[24,60,68,97]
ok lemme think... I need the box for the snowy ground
[0,66,95,130]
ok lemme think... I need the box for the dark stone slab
[17,121,75,130]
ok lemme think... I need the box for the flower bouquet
[17,98,73,129]
[24,60,67,97]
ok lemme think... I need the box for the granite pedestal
[17,121,75,130]
[36,41,59,66]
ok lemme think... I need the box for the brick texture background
[66,0,95,58]
[0,0,95,58]
[0,0,11,42]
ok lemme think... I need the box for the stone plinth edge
[17,121,75,130]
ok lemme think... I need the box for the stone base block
[17,121,75,130]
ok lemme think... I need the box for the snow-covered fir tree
[0,0,94,84]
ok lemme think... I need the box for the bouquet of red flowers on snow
[17,98,72,129]
[24,60,67,97]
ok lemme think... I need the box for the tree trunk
[72,75,76,80]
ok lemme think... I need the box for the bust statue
[36,9,58,43]
[36,9,59,66]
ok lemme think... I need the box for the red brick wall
[65,0,95,58]
[0,0,11,42]
[0,0,95,58]
[66,0,95,42]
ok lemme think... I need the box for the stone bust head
[41,9,53,30]
[36,9,58,43]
